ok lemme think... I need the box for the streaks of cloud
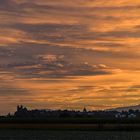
[0,0,140,114]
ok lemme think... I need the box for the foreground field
[0,130,139,140]
[0,123,140,131]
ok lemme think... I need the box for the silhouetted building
[83,107,87,113]
[12,105,140,119]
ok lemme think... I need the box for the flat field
[0,123,140,130]
[0,130,139,140]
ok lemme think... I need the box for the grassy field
[0,118,140,131]
[1,117,140,124]
[0,123,140,131]
[0,130,139,140]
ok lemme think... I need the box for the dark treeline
[0,105,140,124]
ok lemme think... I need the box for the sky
[0,0,140,114]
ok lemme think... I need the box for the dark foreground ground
[0,118,140,139]
[0,130,139,140]
[0,123,140,131]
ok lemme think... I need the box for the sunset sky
[0,0,140,114]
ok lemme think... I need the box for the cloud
[0,87,28,95]
[98,85,140,94]
[0,0,140,114]
[1,54,116,78]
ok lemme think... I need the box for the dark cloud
[98,85,140,94]
[1,55,114,78]
[0,87,28,95]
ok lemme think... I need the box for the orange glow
[0,0,139,114]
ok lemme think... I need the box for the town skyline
[3,105,140,119]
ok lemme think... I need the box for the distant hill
[108,105,140,112]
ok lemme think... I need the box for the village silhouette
[4,105,140,119]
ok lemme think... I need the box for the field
[0,118,140,139]
[0,123,140,131]
[0,130,139,140]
